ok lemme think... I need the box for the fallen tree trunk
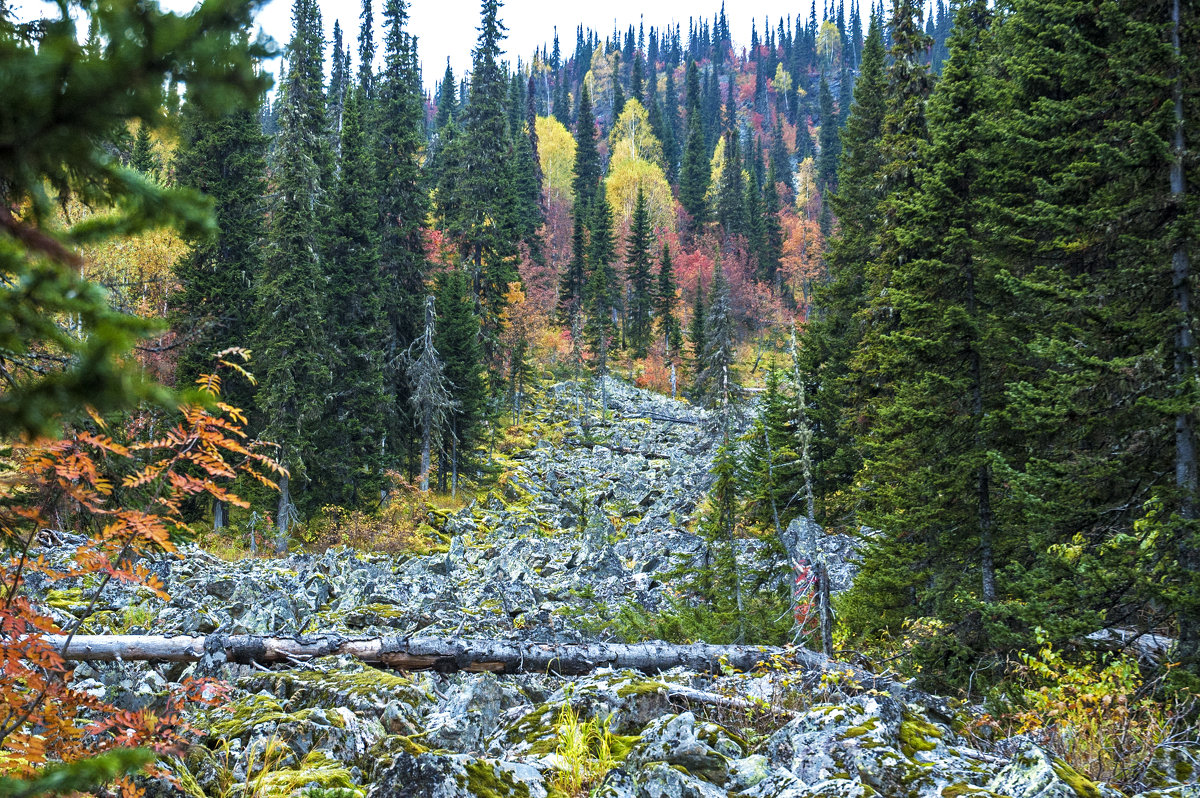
[47,634,832,676]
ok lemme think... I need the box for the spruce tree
[656,244,684,359]
[815,74,840,191]
[716,129,745,238]
[255,0,331,530]
[130,123,159,178]
[679,61,711,225]
[403,296,457,492]
[695,255,736,407]
[761,162,785,290]
[798,14,885,519]
[445,0,520,361]
[689,279,706,378]
[172,91,267,422]
[376,0,428,473]
[435,269,486,496]
[435,60,457,130]
[358,0,374,98]
[559,207,588,323]
[625,188,654,357]
[572,83,602,207]
[585,193,618,405]
[316,83,388,507]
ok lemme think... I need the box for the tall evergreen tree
[585,193,619,409]
[716,130,745,238]
[656,244,684,359]
[403,296,457,492]
[435,60,457,130]
[172,78,268,445]
[625,188,654,357]
[815,74,840,191]
[444,0,520,360]
[679,61,711,224]
[358,0,375,98]
[316,83,389,508]
[798,15,887,516]
[376,0,429,474]
[695,255,736,406]
[435,269,487,496]
[256,0,331,530]
[572,83,602,207]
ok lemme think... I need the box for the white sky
[10,0,836,92]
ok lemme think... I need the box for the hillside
[34,381,1193,798]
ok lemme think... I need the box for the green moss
[45,588,87,612]
[941,785,998,798]
[1051,759,1102,798]
[843,718,879,739]
[207,694,324,739]
[898,713,944,759]
[458,760,531,798]
[615,680,669,698]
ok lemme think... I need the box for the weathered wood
[47,634,832,676]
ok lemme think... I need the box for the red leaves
[0,356,283,782]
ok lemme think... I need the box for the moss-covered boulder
[366,750,546,798]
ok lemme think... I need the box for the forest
[1,0,1199,794]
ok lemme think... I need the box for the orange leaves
[0,355,282,781]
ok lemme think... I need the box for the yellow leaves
[794,156,818,213]
[537,116,577,209]
[605,154,675,235]
[608,100,664,169]
[772,63,793,97]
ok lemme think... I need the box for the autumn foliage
[0,350,282,786]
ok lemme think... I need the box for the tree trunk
[1170,0,1198,661]
[276,472,291,545]
[212,499,226,532]
[45,634,841,677]
[420,411,432,492]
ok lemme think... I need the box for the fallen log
[47,634,833,677]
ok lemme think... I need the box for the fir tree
[255,0,331,530]
[435,60,457,130]
[689,279,706,378]
[358,0,374,97]
[585,193,618,410]
[376,0,428,473]
[815,74,840,191]
[624,188,654,357]
[679,61,710,225]
[761,161,785,291]
[129,123,159,178]
[435,269,486,496]
[171,78,268,454]
[656,244,684,359]
[716,130,745,238]
[559,207,588,323]
[798,14,885,519]
[572,83,601,207]
[695,254,737,408]
[444,0,520,362]
[315,83,388,507]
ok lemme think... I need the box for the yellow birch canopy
[607,100,665,170]
[536,115,577,210]
[605,153,675,235]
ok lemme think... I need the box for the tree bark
[45,634,839,677]
[1170,0,1198,662]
